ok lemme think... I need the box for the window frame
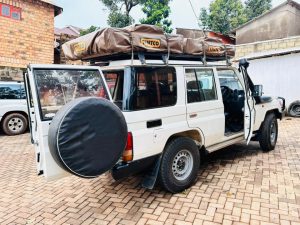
[124,66,178,111]
[185,67,218,104]
[33,68,109,121]
[0,3,22,21]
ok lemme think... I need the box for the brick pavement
[0,118,299,225]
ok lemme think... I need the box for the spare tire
[48,97,128,178]
[288,101,300,117]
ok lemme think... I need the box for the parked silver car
[0,81,28,135]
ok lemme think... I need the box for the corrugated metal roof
[239,46,300,60]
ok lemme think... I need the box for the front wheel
[259,113,278,152]
[158,137,200,193]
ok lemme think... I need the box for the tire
[48,97,128,178]
[288,101,300,117]
[158,137,200,193]
[2,113,28,136]
[259,113,278,152]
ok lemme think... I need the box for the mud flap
[142,155,162,189]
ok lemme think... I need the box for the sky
[54,0,291,30]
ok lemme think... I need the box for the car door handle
[189,113,198,118]
[147,119,162,128]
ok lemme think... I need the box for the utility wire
[188,0,206,36]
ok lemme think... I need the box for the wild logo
[140,38,161,48]
[73,42,86,54]
[207,46,222,54]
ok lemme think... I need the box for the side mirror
[253,85,263,97]
[239,58,249,69]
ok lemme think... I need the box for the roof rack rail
[88,51,232,66]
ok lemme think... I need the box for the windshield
[33,69,109,121]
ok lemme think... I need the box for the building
[232,0,300,59]
[232,0,300,115]
[0,0,62,81]
[176,28,235,45]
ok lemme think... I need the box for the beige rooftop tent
[62,24,235,62]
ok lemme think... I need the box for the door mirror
[253,85,263,97]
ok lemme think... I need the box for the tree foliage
[140,0,173,33]
[199,8,209,30]
[245,0,272,21]
[80,26,99,36]
[199,0,273,34]
[100,0,142,27]
[200,0,246,34]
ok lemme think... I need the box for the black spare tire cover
[48,97,128,178]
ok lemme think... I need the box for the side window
[133,67,177,110]
[218,69,244,95]
[103,70,124,109]
[0,84,24,99]
[186,68,217,103]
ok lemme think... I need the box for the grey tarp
[62,24,235,61]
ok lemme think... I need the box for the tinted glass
[186,68,217,103]
[0,83,25,99]
[129,67,177,110]
[34,69,109,120]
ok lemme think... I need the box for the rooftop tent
[62,24,235,62]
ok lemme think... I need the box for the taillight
[122,132,133,162]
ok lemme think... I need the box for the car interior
[218,69,245,135]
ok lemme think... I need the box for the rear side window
[128,67,177,111]
[186,68,217,103]
[0,83,25,99]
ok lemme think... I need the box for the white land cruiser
[24,59,284,193]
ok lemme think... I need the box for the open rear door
[25,64,111,181]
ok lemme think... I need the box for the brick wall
[0,0,55,69]
[235,36,300,59]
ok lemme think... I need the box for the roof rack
[87,51,232,67]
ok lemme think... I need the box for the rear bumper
[111,154,160,180]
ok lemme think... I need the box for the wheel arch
[1,111,29,124]
[166,129,205,148]
[266,109,282,120]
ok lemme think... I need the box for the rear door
[25,65,111,180]
[185,67,225,147]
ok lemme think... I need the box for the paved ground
[0,118,299,225]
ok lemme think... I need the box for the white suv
[24,59,284,193]
[0,81,28,135]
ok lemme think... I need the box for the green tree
[80,26,99,36]
[199,8,209,30]
[100,0,141,27]
[140,0,173,33]
[245,0,272,21]
[200,0,247,34]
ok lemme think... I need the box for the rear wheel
[259,113,278,152]
[2,113,28,136]
[159,137,200,193]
